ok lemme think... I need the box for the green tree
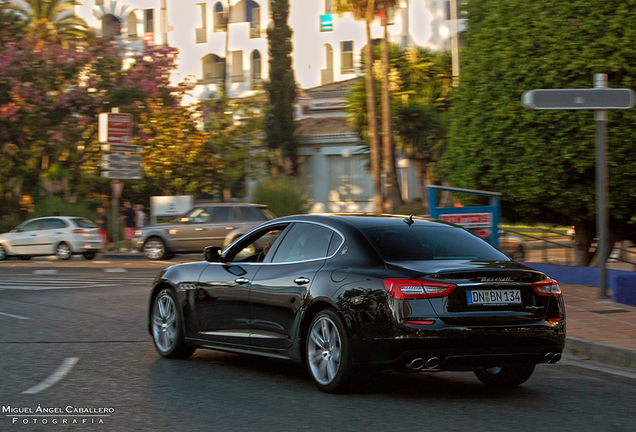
[5,0,92,43]
[266,0,298,175]
[442,0,636,265]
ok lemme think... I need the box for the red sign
[111,181,124,199]
[99,113,133,144]
[144,32,154,46]
[440,213,492,227]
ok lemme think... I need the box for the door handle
[235,277,250,285]
[294,277,310,285]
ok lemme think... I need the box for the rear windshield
[362,225,510,261]
[73,218,98,228]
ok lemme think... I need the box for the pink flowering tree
[0,23,192,205]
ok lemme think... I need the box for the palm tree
[6,0,92,43]
[378,0,401,212]
[334,0,383,212]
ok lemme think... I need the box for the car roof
[272,213,454,230]
[193,203,267,207]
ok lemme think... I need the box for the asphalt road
[1,258,636,432]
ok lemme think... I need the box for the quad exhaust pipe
[543,352,562,364]
[408,357,441,371]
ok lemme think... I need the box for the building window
[321,44,334,85]
[102,14,121,38]
[202,54,226,83]
[196,3,208,44]
[127,12,138,41]
[341,41,354,74]
[214,2,228,31]
[250,50,262,90]
[320,14,333,32]
[247,0,260,38]
[144,9,154,45]
[328,154,373,202]
[232,51,244,83]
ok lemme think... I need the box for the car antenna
[403,215,414,227]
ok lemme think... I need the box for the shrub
[253,176,308,217]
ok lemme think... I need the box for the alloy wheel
[307,315,342,386]
[152,291,179,354]
[56,242,72,260]
[144,238,166,260]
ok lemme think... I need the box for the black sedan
[148,214,565,393]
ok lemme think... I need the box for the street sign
[100,144,143,153]
[98,113,133,144]
[101,162,143,171]
[439,213,492,227]
[101,171,143,180]
[102,154,142,163]
[522,88,636,110]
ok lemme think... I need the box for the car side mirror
[204,246,223,262]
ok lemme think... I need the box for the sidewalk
[561,282,636,370]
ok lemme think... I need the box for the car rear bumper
[349,321,566,370]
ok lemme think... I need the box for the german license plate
[467,289,522,306]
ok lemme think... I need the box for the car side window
[18,220,42,232]
[211,206,236,223]
[42,218,67,230]
[227,225,288,262]
[182,207,211,223]
[271,223,334,263]
[237,206,270,222]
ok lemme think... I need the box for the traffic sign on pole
[522,73,635,299]
[101,144,143,153]
[101,162,143,171]
[102,154,142,163]
[110,181,124,199]
[98,112,133,144]
[522,88,636,110]
[101,171,144,180]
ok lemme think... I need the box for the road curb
[564,336,636,370]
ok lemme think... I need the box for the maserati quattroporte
[148,214,565,393]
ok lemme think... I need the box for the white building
[71,0,465,211]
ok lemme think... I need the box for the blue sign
[320,14,333,32]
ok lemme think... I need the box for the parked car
[147,214,565,393]
[134,203,275,260]
[0,216,103,261]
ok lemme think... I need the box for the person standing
[120,200,136,252]
[97,206,109,249]
[135,204,146,229]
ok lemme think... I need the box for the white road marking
[33,270,57,275]
[104,268,127,273]
[0,311,29,320]
[22,357,79,394]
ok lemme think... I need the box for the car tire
[143,237,167,260]
[84,251,96,260]
[0,245,6,261]
[306,309,354,393]
[20,255,31,260]
[56,242,72,260]
[473,363,536,387]
[151,288,195,359]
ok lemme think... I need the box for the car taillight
[384,279,456,299]
[532,278,562,297]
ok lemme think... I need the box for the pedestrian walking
[120,200,136,252]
